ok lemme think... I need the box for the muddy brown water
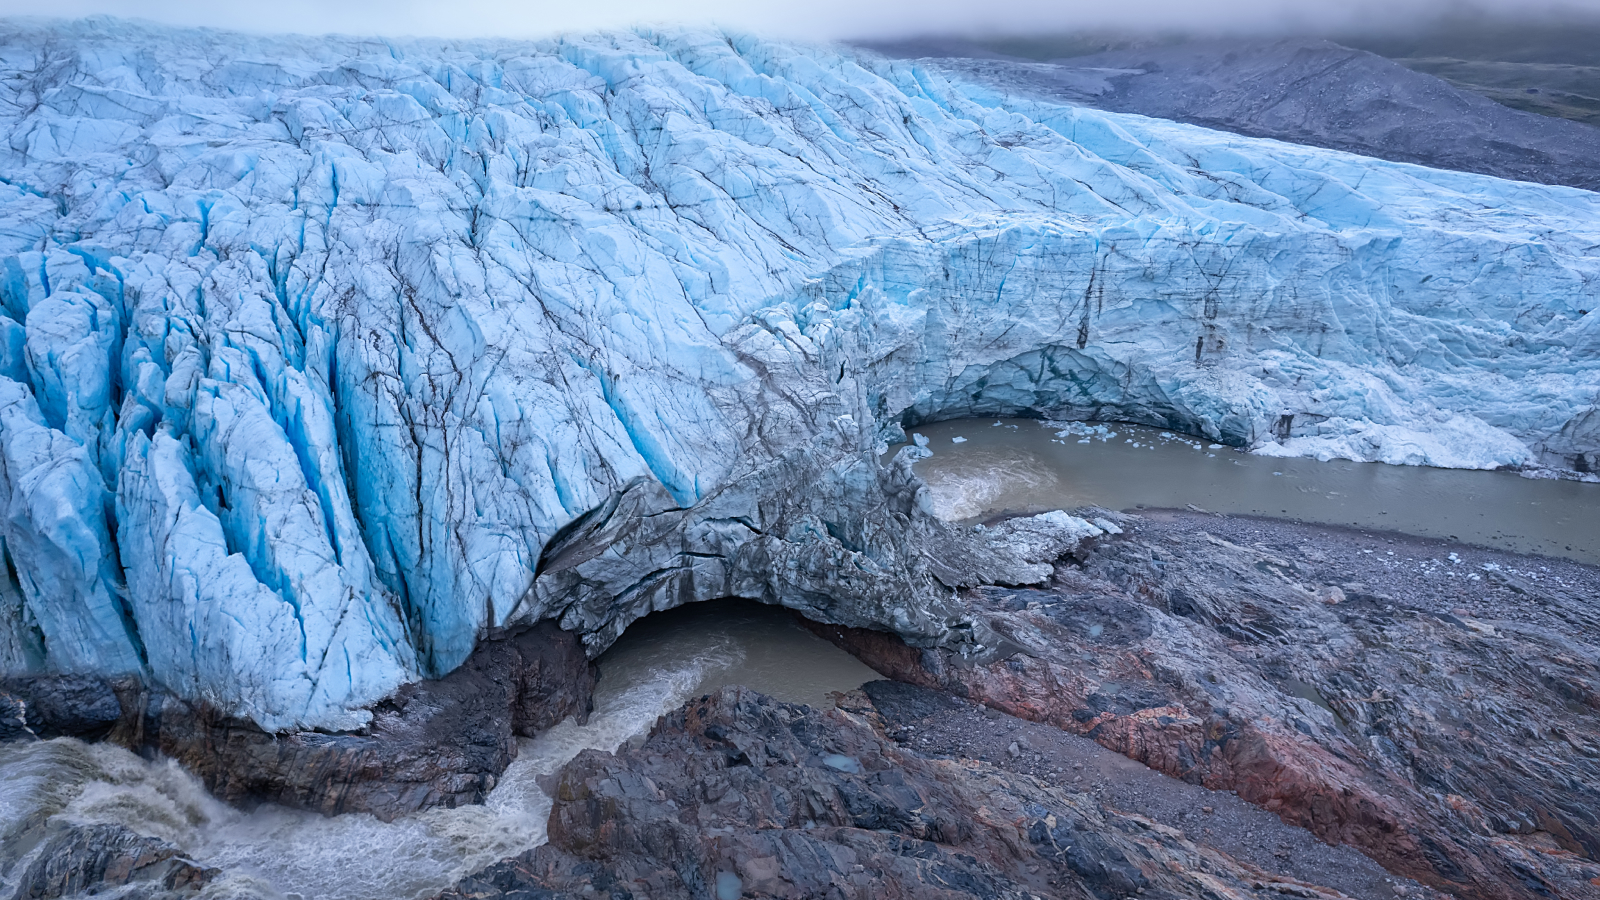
[594,599,884,712]
[899,417,1600,566]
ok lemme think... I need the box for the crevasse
[0,20,1595,730]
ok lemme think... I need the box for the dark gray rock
[0,622,597,822]
[0,675,127,741]
[0,688,28,741]
[6,824,216,900]
[138,621,597,820]
[879,39,1600,192]
[433,686,1354,900]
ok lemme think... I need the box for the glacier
[0,18,1595,731]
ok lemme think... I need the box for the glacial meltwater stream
[903,418,1600,566]
[5,423,1597,900]
[0,603,880,900]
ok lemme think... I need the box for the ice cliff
[0,19,1595,730]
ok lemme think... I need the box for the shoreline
[910,416,1600,569]
[1130,507,1600,627]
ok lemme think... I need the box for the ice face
[0,19,1595,729]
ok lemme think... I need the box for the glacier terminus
[0,18,1596,732]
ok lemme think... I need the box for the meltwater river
[0,603,879,900]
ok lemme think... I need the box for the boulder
[6,824,216,900]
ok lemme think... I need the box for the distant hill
[1340,18,1600,128]
[861,17,1600,129]
[860,36,1600,191]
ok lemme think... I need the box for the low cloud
[1,0,1597,43]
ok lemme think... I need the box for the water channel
[0,602,880,900]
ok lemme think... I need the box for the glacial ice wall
[0,19,1595,730]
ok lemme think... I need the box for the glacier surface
[0,18,1595,730]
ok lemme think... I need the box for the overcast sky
[1,0,1597,42]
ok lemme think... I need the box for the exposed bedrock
[3,823,217,900]
[0,622,595,821]
[810,513,1600,900]
[432,685,1362,900]
[0,20,1596,731]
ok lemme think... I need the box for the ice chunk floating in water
[0,18,1596,728]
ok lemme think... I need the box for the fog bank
[0,0,1597,43]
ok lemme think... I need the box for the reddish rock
[810,512,1600,900]
[434,686,1359,900]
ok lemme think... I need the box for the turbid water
[0,602,880,900]
[901,418,1600,566]
[597,600,884,711]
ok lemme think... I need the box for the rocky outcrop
[433,685,1358,900]
[859,678,1445,900]
[0,622,596,821]
[812,511,1600,900]
[5,824,216,900]
[0,674,126,742]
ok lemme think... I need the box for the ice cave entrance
[897,418,1600,566]
[597,599,882,711]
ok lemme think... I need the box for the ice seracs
[0,19,1595,729]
